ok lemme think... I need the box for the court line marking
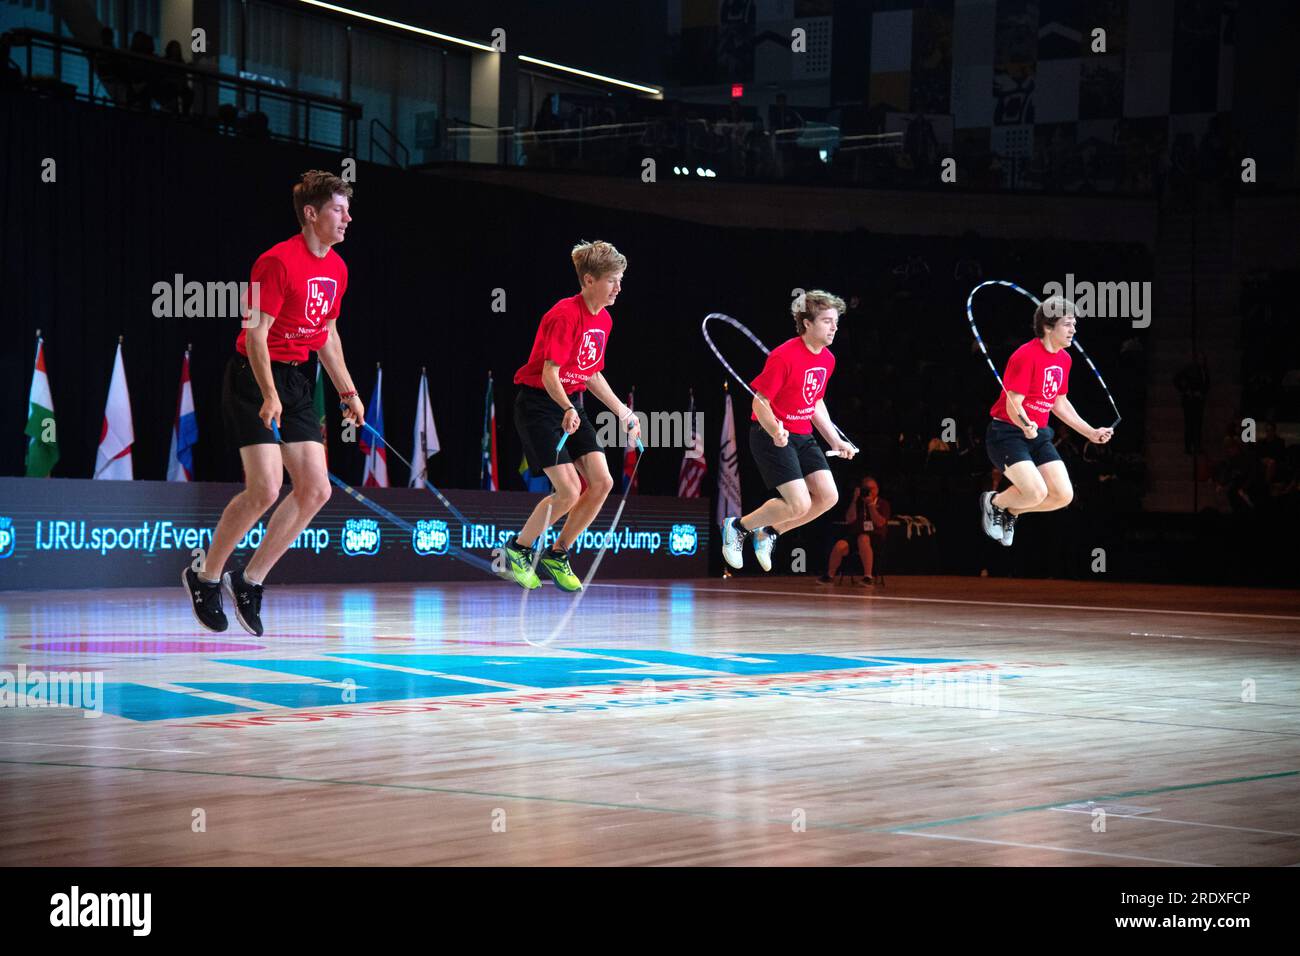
[593,582,1300,623]
[780,689,1300,738]
[888,830,1210,866]
[0,741,207,754]
[875,770,1300,833]
[0,759,1292,853]
[1049,811,1300,838]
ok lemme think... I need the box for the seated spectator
[821,476,891,585]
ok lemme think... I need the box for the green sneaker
[539,549,582,592]
[502,541,542,590]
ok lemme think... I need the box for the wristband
[563,406,576,414]
[339,390,358,401]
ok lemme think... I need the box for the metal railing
[369,117,409,168]
[2,28,361,154]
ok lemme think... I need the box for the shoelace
[238,580,264,615]
[192,578,222,612]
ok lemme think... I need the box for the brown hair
[792,289,846,335]
[572,240,627,283]
[1034,295,1075,338]
[293,170,353,227]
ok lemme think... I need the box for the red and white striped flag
[94,339,134,480]
[677,389,706,497]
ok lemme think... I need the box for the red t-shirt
[513,294,611,393]
[236,235,348,363]
[989,338,1071,428]
[749,337,835,435]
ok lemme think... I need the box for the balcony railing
[2,28,361,154]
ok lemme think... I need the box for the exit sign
[731,84,743,98]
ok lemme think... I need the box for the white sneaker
[753,529,776,572]
[980,492,1004,542]
[1000,510,1018,547]
[721,517,747,569]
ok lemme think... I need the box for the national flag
[716,386,741,527]
[481,373,499,491]
[167,347,198,481]
[622,388,638,494]
[360,366,388,487]
[677,388,706,497]
[24,335,59,477]
[519,453,551,493]
[94,339,134,480]
[410,367,440,488]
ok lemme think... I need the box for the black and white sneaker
[980,492,1004,542]
[721,516,748,570]
[223,569,265,637]
[999,510,1018,547]
[182,566,228,632]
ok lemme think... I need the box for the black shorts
[222,355,321,448]
[986,418,1062,470]
[515,386,601,469]
[749,421,829,489]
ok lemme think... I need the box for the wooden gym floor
[0,576,1297,866]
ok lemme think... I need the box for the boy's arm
[317,319,364,425]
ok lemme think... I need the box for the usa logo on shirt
[305,277,338,324]
[1042,366,1064,401]
[577,329,606,371]
[802,367,828,406]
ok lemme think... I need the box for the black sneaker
[817,574,834,584]
[223,569,265,637]
[182,566,228,632]
[859,575,876,586]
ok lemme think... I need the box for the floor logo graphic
[25,649,1026,723]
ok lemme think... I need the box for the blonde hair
[572,240,627,283]
[793,289,846,335]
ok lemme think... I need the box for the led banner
[0,479,708,590]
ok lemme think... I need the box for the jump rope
[272,391,645,647]
[514,418,644,648]
[700,312,861,456]
[965,279,1122,431]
